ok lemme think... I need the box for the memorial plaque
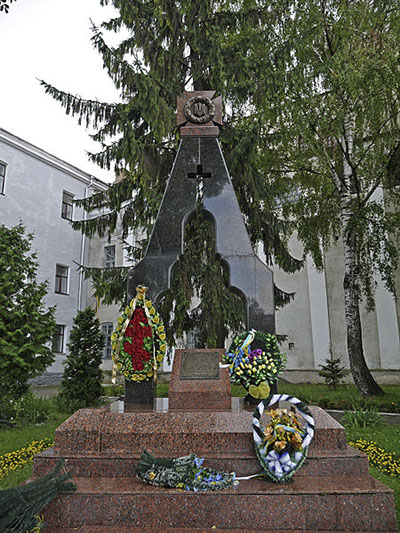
[180,351,220,380]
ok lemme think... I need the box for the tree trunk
[342,230,384,396]
[338,116,383,396]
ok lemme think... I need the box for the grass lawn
[345,424,400,525]
[0,412,70,490]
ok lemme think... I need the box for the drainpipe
[77,177,93,311]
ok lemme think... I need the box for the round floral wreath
[252,394,314,483]
[111,286,167,383]
[222,330,287,398]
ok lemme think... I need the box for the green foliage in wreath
[223,330,286,396]
[111,287,167,382]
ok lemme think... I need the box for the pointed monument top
[177,91,222,137]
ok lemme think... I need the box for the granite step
[42,475,397,531]
[33,444,369,478]
[53,406,347,455]
[45,529,387,533]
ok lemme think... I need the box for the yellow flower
[111,333,118,341]
[117,363,122,369]
[149,472,156,480]
[147,371,153,378]
[118,317,124,324]
[158,325,165,332]
[153,315,160,324]
[116,324,121,331]
[156,354,164,362]
[274,440,286,452]
[149,307,156,315]
[145,300,152,308]
[160,343,166,352]
[159,333,166,341]
[125,306,130,314]
[132,374,139,381]
[139,374,146,381]
[123,371,129,377]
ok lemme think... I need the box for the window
[52,325,65,353]
[104,245,116,268]
[101,323,113,359]
[61,191,74,220]
[55,264,69,294]
[0,161,6,194]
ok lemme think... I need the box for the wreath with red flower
[111,285,167,383]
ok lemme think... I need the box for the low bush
[342,407,383,428]
[102,384,124,397]
[14,392,52,424]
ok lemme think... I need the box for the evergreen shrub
[60,308,105,408]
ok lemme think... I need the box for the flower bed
[349,438,400,477]
[0,438,53,479]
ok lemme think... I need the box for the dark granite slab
[127,135,275,334]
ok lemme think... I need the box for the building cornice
[0,127,109,191]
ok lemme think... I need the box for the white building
[0,127,108,376]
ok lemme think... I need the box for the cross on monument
[187,164,211,203]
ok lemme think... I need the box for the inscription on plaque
[180,351,220,380]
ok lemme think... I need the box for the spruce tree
[319,351,349,390]
[0,223,55,408]
[0,0,16,13]
[40,1,301,346]
[60,307,105,407]
[0,461,75,532]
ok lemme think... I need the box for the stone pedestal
[34,405,397,531]
[168,349,231,410]
[124,379,154,405]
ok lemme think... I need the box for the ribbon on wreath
[265,450,301,479]
[111,285,157,384]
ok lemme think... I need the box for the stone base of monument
[33,405,397,531]
[168,349,231,410]
[124,379,154,405]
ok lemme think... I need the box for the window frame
[52,324,66,353]
[55,264,69,295]
[61,190,74,220]
[104,245,116,268]
[101,322,114,359]
[0,161,6,195]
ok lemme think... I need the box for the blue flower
[194,456,204,468]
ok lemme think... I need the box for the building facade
[0,128,108,375]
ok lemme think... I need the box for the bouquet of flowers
[222,330,286,399]
[137,450,238,492]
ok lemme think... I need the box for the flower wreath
[137,450,238,492]
[252,394,314,482]
[111,285,167,383]
[222,329,287,399]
